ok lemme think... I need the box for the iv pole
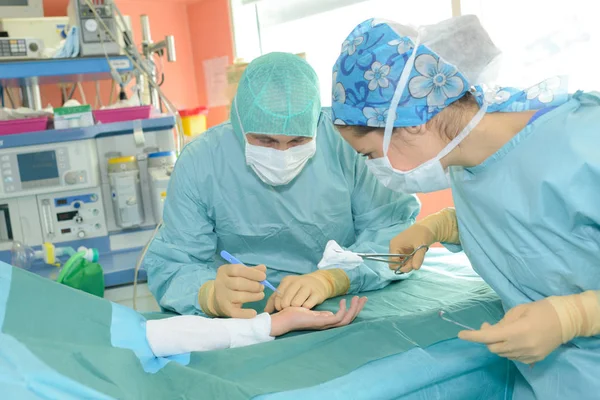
[140,15,176,112]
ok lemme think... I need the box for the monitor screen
[2,1,29,6]
[57,210,78,222]
[0,0,43,19]
[17,150,59,182]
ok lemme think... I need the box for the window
[462,0,600,91]
[230,0,600,104]
[230,0,262,63]
[231,0,453,106]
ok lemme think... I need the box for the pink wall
[186,0,234,127]
[417,190,454,220]
[417,190,454,247]
[117,0,200,109]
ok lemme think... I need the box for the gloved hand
[458,291,600,365]
[198,264,267,318]
[264,269,350,313]
[389,208,460,273]
[458,298,562,365]
[270,296,368,336]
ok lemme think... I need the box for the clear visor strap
[233,96,249,144]
[383,33,422,155]
[437,101,488,160]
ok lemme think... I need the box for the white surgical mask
[235,99,316,186]
[366,103,487,193]
[366,33,488,194]
[245,139,316,186]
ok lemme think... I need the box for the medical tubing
[132,221,162,310]
[83,0,185,154]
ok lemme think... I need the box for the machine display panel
[17,150,59,183]
[57,210,78,221]
[3,1,29,6]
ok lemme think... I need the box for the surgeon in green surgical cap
[143,52,420,319]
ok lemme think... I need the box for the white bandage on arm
[146,313,275,357]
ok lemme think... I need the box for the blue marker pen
[220,250,280,294]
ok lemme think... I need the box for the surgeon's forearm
[146,257,215,316]
[312,269,351,298]
[198,280,220,317]
[547,290,600,343]
[345,263,396,294]
[419,208,460,245]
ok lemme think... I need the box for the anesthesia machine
[0,0,185,289]
[0,117,177,286]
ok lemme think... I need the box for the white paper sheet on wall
[203,56,229,108]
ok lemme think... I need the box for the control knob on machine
[84,19,98,33]
[65,171,79,185]
[29,42,39,52]
[74,215,83,224]
[77,230,86,238]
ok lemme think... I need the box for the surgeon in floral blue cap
[332,15,600,400]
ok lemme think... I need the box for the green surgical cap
[231,52,321,138]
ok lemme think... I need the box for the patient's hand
[269,296,367,337]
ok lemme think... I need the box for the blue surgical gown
[449,91,600,399]
[143,109,420,315]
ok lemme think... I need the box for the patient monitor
[0,0,44,19]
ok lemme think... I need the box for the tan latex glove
[389,208,460,273]
[198,264,267,318]
[264,269,350,313]
[547,290,600,343]
[458,298,563,365]
[459,291,600,365]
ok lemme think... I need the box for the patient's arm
[146,312,273,357]
[269,296,366,336]
[146,296,367,357]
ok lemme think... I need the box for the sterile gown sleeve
[146,313,274,357]
[143,144,217,315]
[442,242,463,253]
[341,147,421,293]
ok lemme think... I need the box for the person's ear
[390,126,425,143]
[403,125,425,135]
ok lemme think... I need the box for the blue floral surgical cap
[331,19,470,127]
[332,18,569,128]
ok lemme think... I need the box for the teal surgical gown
[449,91,600,399]
[143,109,420,315]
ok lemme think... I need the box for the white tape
[133,119,145,147]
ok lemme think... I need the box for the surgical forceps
[336,245,430,275]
